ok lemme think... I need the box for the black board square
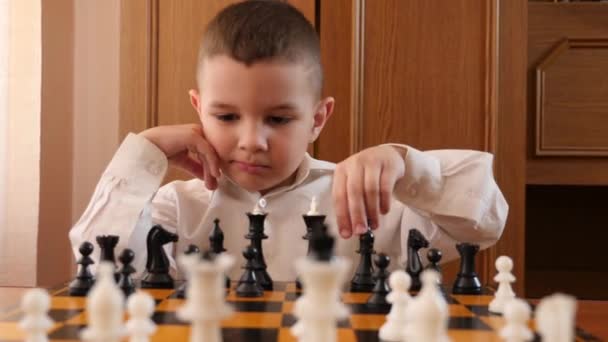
[48,324,86,339]
[228,301,283,313]
[280,313,350,328]
[448,316,492,330]
[222,328,278,342]
[284,292,301,301]
[354,330,381,342]
[465,305,502,317]
[152,311,186,325]
[348,303,391,315]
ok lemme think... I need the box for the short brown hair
[197,0,322,96]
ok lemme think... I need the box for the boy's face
[190,55,334,194]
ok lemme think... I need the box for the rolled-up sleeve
[68,133,169,271]
[388,144,509,263]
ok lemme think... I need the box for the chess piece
[19,288,54,342]
[403,270,450,342]
[499,298,533,342]
[350,228,376,292]
[141,225,179,289]
[117,249,137,297]
[236,246,264,297]
[489,255,516,314]
[378,270,412,341]
[425,248,442,273]
[299,196,326,289]
[452,243,482,295]
[177,250,235,342]
[367,253,391,306]
[209,219,230,289]
[309,223,334,261]
[125,291,157,342]
[177,244,200,299]
[96,235,120,281]
[405,228,429,291]
[291,243,350,342]
[245,207,273,290]
[536,293,577,342]
[69,241,96,296]
[81,262,125,342]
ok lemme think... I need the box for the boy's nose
[238,125,268,152]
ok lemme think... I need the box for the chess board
[0,282,600,342]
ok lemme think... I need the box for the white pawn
[19,288,54,342]
[81,262,125,342]
[489,256,516,314]
[536,293,577,342]
[402,269,450,342]
[126,291,157,342]
[500,298,533,342]
[378,271,411,341]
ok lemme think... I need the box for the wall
[0,0,41,286]
[71,0,120,225]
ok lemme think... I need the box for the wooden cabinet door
[120,0,526,293]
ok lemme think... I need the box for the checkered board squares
[0,283,599,342]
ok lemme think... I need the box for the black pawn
[176,244,200,299]
[452,243,482,295]
[425,248,442,273]
[96,235,120,282]
[350,228,375,292]
[405,228,429,291]
[209,219,230,289]
[117,249,136,297]
[236,246,263,297]
[367,253,391,306]
[69,241,96,296]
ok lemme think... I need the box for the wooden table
[1,286,607,340]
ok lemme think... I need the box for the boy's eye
[216,113,238,122]
[266,116,292,125]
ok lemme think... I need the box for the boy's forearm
[390,144,508,244]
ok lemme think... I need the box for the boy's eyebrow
[208,101,298,112]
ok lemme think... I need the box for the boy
[69,0,507,280]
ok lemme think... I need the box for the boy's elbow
[477,191,509,249]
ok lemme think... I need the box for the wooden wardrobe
[120,0,527,294]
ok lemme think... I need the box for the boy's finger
[332,167,352,238]
[364,165,381,229]
[346,166,367,235]
[177,155,206,180]
[193,138,221,178]
[379,165,398,214]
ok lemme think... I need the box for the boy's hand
[332,145,406,239]
[139,124,221,190]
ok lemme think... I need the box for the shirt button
[146,161,162,175]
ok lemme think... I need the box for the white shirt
[69,133,508,281]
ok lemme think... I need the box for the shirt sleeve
[386,144,509,263]
[68,133,169,272]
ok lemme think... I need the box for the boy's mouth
[232,160,270,174]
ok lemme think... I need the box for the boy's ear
[189,89,201,115]
[310,96,335,143]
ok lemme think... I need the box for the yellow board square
[221,312,282,328]
[448,330,504,342]
[285,283,297,292]
[449,304,475,317]
[452,294,494,305]
[155,299,185,312]
[64,312,88,325]
[226,291,285,302]
[49,296,86,310]
[151,325,191,342]
[141,289,175,300]
[349,313,386,330]
[341,292,370,304]
[282,301,294,313]
[277,327,357,342]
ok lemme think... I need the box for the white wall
[0,0,41,286]
[72,0,120,224]
[0,0,8,248]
